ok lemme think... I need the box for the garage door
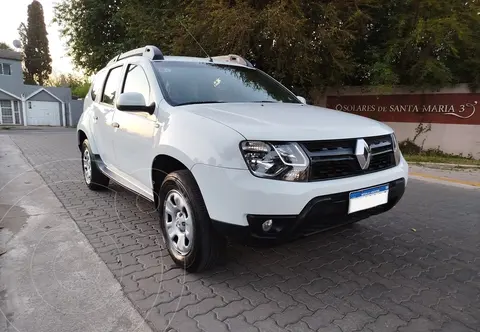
[27,101,60,126]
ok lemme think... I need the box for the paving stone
[436,321,476,332]
[237,285,270,306]
[332,311,375,332]
[11,132,480,332]
[302,278,336,295]
[291,289,328,311]
[317,294,356,315]
[195,312,229,332]
[254,318,286,332]
[375,296,419,321]
[224,315,259,332]
[243,302,283,324]
[302,307,343,330]
[166,310,201,332]
[185,280,216,301]
[262,287,297,309]
[398,317,439,332]
[213,299,253,321]
[285,320,314,332]
[364,313,407,332]
[157,293,198,315]
[345,293,387,318]
[209,283,242,302]
[271,304,311,328]
[185,296,225,318]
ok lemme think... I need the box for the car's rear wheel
[81,139,109,190]
[158,170,225,272]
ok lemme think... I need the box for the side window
[122,64,150,103]
[90,71,107,101]
[101,66,123,105]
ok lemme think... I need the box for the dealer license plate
[348,184,389,214]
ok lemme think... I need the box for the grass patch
[404,154,480,166]
[399,139,480,165]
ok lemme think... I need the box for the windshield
[153,61,301,106]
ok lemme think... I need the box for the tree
[0,42,13,50]
[54,0,126,75]
[348,0,480,89]
[46,73,91,98]
[22,0,52,85]
[54,0,480,97]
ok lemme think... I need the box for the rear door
[94,65,124,166]
[112,62,157,189]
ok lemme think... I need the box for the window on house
[101,66,123,105]
[14,101,20,124]
[0,100,14,124]
[3,64,11,75]
[0,63,11,75]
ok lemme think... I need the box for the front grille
[300,135,396,181]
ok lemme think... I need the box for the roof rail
[210,54,253,67]
[107,45,164,65]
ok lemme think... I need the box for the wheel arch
[151,153,192,209]
[77,130,87,151]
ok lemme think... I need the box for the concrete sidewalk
[0,135,152,332]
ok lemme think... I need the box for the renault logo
[355,139,371,170]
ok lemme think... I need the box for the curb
[410,172,480,188]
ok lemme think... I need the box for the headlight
[391,133,401,165]
[240,141,309,181]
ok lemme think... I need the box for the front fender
[155,110,248,170]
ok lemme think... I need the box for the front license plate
[348,184,389,214]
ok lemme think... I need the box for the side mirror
[297,96,307,104]
[116,92,155,114]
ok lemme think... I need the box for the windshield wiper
[251,100,278,103]
[175,101,226,106]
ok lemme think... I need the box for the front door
[112,63,157,190]
[94,65,124,166]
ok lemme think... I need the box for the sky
[0,0,74,75]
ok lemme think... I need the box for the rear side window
[101,66,123,105]
[90,71,107,101]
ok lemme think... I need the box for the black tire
[81,139,109,191]
[158,170,226,272]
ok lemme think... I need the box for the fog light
[262,219,273,232]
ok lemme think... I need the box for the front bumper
[191,156,408,236]
[212,178,405,241]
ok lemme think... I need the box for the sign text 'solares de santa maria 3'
[327,93,480,125]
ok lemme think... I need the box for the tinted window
[101,66,123,105]
[122,65,150,103]
[91,71,107,101]
[153,62,300,106]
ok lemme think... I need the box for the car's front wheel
[81,139,109,190]
[158,170,225,272]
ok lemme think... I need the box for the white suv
[77,45,408,272]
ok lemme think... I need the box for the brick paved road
[7,130,480,332]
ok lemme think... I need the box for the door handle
[112,122,120,128]
[93,115,98,121]
[154,122,160,128]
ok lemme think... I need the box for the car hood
[179,103,393,141]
